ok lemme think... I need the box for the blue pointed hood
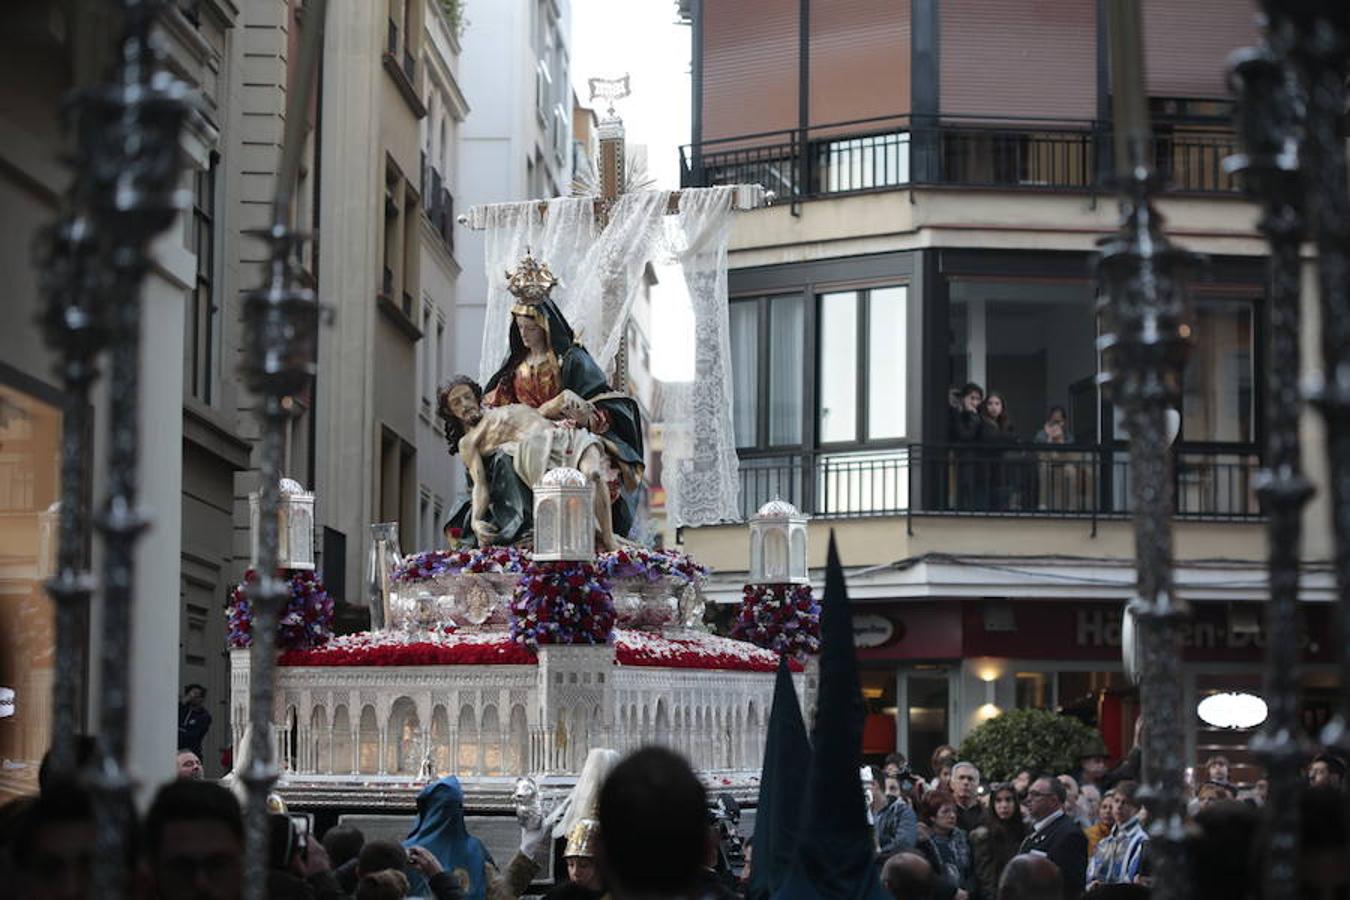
[404,776,490,900]
[773,534,889,900]
[749,654,812,900]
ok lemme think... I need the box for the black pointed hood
[748,655,812,900]
[773,533,888,900]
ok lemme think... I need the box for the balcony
[736,444,1260,526]
[420,161,455,253]
[680,114,1240,201]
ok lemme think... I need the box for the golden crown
[505,249,559,304]
[564,818,601,859]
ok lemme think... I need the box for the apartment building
[678,0,1335,777]
[0,0,254,791]
[453,0,573,385]
[412,4,469,553]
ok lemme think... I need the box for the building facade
[453,0,573,386]
[413,4,469,552]
[679,0,1336,782]
[0,0,466,795]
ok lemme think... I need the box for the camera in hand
[707,793,745,882]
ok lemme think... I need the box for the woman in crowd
[980,392,1021,510]
[969,783,1028,900]
[917,791,976,900]
[1085,790,1116,856]
[929,745,958,793]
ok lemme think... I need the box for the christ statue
[439,375,617,552]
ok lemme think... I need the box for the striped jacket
[1088,815,1149,884]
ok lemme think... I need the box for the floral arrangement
[279,631,535,667]
[597,546,709,584]
[271,624,799,672]
[615,629,801,672]
[731,583,821,662]
[227,569,334,651]
[509,561,616,649]
[392,545,531,583]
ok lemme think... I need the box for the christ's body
[442,379,616,552]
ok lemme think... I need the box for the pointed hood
[773,534,889,900]
[749,655,812,900]
[404,776,490,900]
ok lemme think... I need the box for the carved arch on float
[310,706,329,775]
[387,697,421,775]
[358,705,379,774]
[332,705,353,775]
[655,698,671,749]
[508,704,528,775]
[431,705,451,777]
[457,704,478,774]
[481,705,501,775]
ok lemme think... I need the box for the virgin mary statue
[444,251,644,546]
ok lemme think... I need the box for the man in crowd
[143,780,244,900]
[998,854,1063,900]
[950,762,984,834]
[1087,780,1147,888]
[882,851,940,900]
[177,684,212,761]
[549,818,605,900]
[1309,752,1345,790]
[1018,776,1087,900]
[176,749,204,781]
[876,777,920,861]
[598,746,711,900]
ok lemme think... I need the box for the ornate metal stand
[69,2,192,895]
[37,210,104,777]
[1229,10,1313,898]
[1098,4,1193,898]
[1286,4,1350,778]
[238,2,327,896]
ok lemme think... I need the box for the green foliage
[958,708,1101,783]
[438,0,468,40]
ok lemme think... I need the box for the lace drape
[468,186,747,527]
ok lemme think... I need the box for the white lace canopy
[463,185,752,528]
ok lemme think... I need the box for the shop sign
[853,615,894,648]
[0,687,13,719]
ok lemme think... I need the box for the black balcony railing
[420,164,455,252]
[735,444,1261,525]
[680,114,1241,201]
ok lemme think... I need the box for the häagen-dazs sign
[853,615,894,648]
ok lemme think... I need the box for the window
[421,304,435,414]
[186,154,219,405]
[729,295,805,449]
[817,285,908,444]
[0,374,64,799]
[1181,299,1254,444]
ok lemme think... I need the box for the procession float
[228,252,818,816]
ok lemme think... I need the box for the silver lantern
[749,498,809,584]
[249,477,316,571]
[533,467,595,561]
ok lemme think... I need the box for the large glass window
[729,301,759,448]
[818,291,859,442]
[1182,299,1254,444]
[729,295,805,449]
[868,287,908,440]
[768,296,804,446]
[0,377,63,800]
[818,285,909,444]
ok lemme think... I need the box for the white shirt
[1032,808,1065,834]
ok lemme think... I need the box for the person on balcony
[949,383,991,511]
[979,392,1021,511]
